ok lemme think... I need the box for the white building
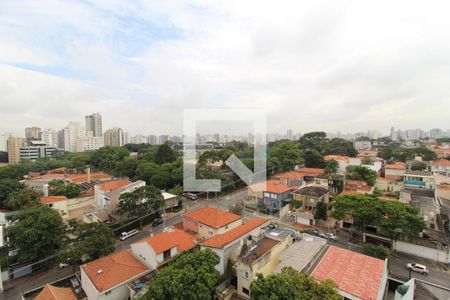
[64,121,86,152]
[85,113,103,137]
[0,134,9,152]
[40,129,59,148]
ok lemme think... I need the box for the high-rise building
[19,140,56,161]
[430,128,442,139]
[64,121,86,152]
[7,136,27,164]
[79,132,104,151]
[25,127,42,141]
[57,129,65,150]
[286,129,293,141]
[40,129,59,148]
[85,113,103,137]
[104,128,126,147]
[147,135,157,145]
[0,134,8,152]
[158,135,169,144]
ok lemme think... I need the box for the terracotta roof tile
[384,162,406,170]
[250,180,294,193]
[324,155,350,161]
[433,159,450,166]
[40,196,67,205]
[35,284,77,300]
[295,167,325,176]
[312,246,385,300]
[201,218,269,248]
[184,207,241,229]
[97,179,131,192]
[81,250,149,293]
[137,228,197,254]
[68,172,111,183]
[33,173,66,180]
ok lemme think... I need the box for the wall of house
[97,284,130,300]
[81,268,100,300]
[378,259,389,300]
[131,243,158,269]
[48,201,69,219]
[385,169,405,181]
[183,217,199,234]
[393,240,449,263]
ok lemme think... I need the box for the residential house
[432,159,450,175]
[406,157,432,172]
[81,250,150,300]
[183,207,242,240]
[314,173,345,193]
[311,246,388,300]
[375,177,403,193]
[235,230,293,299]
[130,228,197,269]
[344,179,374,194]
[404,171,434,189]
[35,284,77,300]
[324,155,361,175]
[94,180,145,215]
[295,211,316,227]
[162,192,179,210]
[273,171,304,187]
[41,196,69,219]
[295,167,324,182]
[291,186,330,212]
[249,180,298,217]
[200,218,270,275]
[384,162,406,181]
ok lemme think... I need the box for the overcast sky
[1,1,450,136]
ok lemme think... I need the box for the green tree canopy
[314,201,328,220]
[89,146,130,172]
[48,179,81,198]
[332,195,426,238]
[324,138,358,157]
[5,187,42,210]
[304,149,325,168]
[6,205,65,262]
[268,141,303,173]
[0,179,25,208]
[250,266,340,300]
[345,165,377,186]
[324,159,339,175]
[117,185,164,221]
[155,143,177,164]
[143,249,220,300]
[60,220,115,265]
[299,131,328,152]
[362,243,390,259]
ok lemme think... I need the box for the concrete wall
[81,268,100,300]
[393,240,449,263]
[131,242,158,269]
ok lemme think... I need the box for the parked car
[183,192,198,200]
[320,232,336,240]
[120,229,139,241]
[406,263,429,275]
[305,228,320,236]
[58,262,70,269]
[152,218,163,227]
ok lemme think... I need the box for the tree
[6,206,65,262]
[68,152,90,173]
[346,165,377,186]
[143,249,220,300]
[332,195,426,238]
[48,179,81,198]
[155,143,176,164]
[117,185,164,225]
[89,146,130,172]
[114,157,139,179]
[299,132,328,153]
[324,159,338,175]
[410,161,427,171]
[5,188,42,210]
[304,149,325,168]
[314,201,328,220]
[250,267,340,300]
[0,179,25,208]
[268,141,303,172]
[324,138,358,157]
[362,243,390,259]
[230,203,243,215]
[60,220,115,265]
[0,151,7,163]
[135,162,159,184]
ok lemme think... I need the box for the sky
[1,0,450,136]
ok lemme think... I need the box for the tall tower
[85,113,103,137]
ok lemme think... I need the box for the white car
[58,262,69,269]
[406,263,429,275]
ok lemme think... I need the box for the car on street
[120,229,139,241]
[406,263,429,275]
[58,262,70,269]
[152,218,163,227]
[320,232,337,240]
[305,228,320,236]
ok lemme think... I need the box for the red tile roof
[35,284,77,300]
[40,196,67,205]
[184,207,241,229]
[276,171,303,180]
[324,155,350,161]
[33,173,67,180]
[201,218,269,248]
[312,246,385,300]
[137,228,197,254]
[68,172,111,183]
[97,179,131,192]
[295,167,325,176]
[433,159,450,166]
[384,162,406,170]
[81,250,149,293]
[250,179,293,193]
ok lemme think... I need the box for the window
[242,287,250,295]
[244,271,249,278]
[264,192,270,197]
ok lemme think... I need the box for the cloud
[0,0,450,136]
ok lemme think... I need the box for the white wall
[81,268,100,300]
[131,242,158,269]
[393,240,449,263]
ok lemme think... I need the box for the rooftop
[201,218,269,248]
[136,228,197,254]
[81,250,149,293]
[241,237,279,264]
[292,186,329,197]
[34,284,77,300]
[384,162,406,170]
[184,206,241,229]
[312,246,385,300]
[404,170,433,177]
[433,159,450,166]
[324,155,350,161]
[250,179,295,194]
[40,195,67,205]
[295,167,324,177]
[97,179,131,192]
[272,234,327,274]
